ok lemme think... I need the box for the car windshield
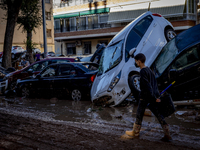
[152,38,179,77]
[98,40,123,75]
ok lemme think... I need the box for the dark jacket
[140,67,160,102]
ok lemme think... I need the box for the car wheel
[71,89,82,101]
[21,86,30,98]
[128,74,141,92]
[165,28,176,42]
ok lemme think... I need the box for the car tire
[128,74,141,92]
[21,86,30,98]
[71,89,82,101]
[165,28,176,42]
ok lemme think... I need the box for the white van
[91,11,176,106]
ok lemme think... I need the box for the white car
[33,48,41,54]
[11,46,25,59]
[11,46,25,54]
[91,11,176,106]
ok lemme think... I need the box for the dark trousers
[135,99,167,126]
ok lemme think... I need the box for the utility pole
[42,0,47,58]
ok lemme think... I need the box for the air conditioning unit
[75,40,82,46]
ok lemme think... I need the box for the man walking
[125,53,172,142]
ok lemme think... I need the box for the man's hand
[156,98,161,102]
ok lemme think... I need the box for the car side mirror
[129,48,136,58]
[36,74,41,79]
[169,69,177,80]
[28,69,33,75]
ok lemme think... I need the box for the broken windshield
[98,40,124,75]
[152,38,179,77]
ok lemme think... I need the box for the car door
[53,64,72,94]
[170,44,200,98]
[39,65,58,95]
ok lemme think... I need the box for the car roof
[175,24,200,52]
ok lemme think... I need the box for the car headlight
[107,71,121,92]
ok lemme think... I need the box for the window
[78,17,86,30]
[84,42,91,54]
[125,15,153,62]
[45,12,51,20]
[47,29,52,37]
[188,0,195,13]
[41,65,57,77]
[28,61,49,72]
[133,15,153,37]
[70,18,76,31]
[67,43,76,55]
[45,0,50,3]
[54,19,60,33]
[58,65,75,76]
[172,46,200,70]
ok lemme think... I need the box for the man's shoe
[125,123,141,137]
[161,124,172,142]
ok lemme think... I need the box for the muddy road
[0,96,200,149]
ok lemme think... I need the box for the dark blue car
[16,62,98,101]
[151,24,200,100]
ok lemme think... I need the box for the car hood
[91,63,122,99]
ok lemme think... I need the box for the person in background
[21,58,29,68]
[35,52,41,61]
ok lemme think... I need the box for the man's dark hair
[134,53,146,63]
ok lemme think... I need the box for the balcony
[54,23,111,33]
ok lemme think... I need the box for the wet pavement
[0,96,200,138]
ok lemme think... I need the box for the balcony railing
[54,23,111,33]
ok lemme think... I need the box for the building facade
[54,0,199,56]
[0,0,55,53]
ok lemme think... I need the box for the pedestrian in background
[21,58,29,68]
[35,52,41,61]
[125,53,172,142]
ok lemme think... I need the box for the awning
[108,5,185,24]
[54,8,110,19]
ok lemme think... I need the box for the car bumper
[91,87,131,106]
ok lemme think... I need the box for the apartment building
[54,0,199,56]
[0,0,55,53]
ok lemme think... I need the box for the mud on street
[0,96,200,150]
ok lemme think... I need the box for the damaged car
[91,11,176,106]
[4,57,77,91]
[151,24,200,100]
[16,62,98,101]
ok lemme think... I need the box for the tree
[17,0,42,64]
[0,0,23,69]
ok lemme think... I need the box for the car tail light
[152,13,162,17]
[90,74,96,82]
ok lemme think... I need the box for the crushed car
[91,11,176,106]
[16,62,98,101]
[151,24,200,100]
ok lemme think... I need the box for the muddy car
[91,11,176,106]
[4,57,77,91]
[16,62,98,100]
[151,24,200,100]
